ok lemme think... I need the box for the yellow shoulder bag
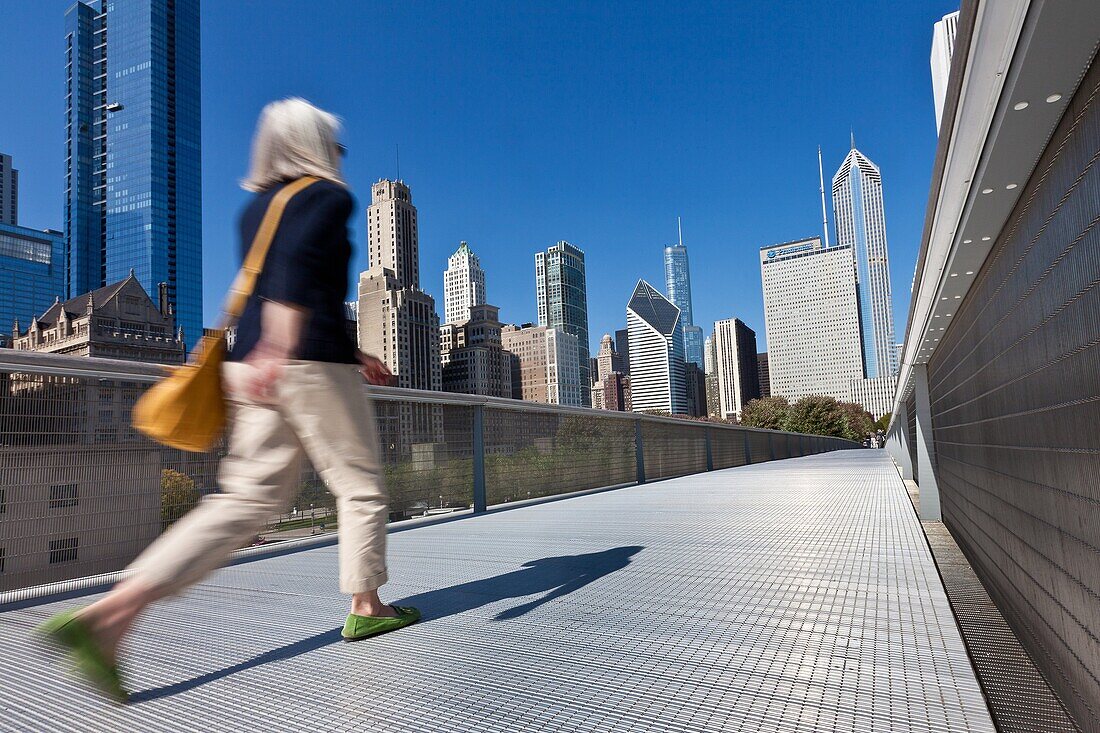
[132,176,319,452]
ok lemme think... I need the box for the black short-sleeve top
[227,178,358,364]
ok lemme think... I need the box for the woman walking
[41,98,419,702]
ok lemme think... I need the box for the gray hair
[242,98,345,192]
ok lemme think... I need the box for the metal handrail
[0,349,860,602]
[0,349,850,439]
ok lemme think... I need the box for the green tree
[785,395,848,438]
[740,396,791,430]
[837,401,874,441]
[555,414,607,452]
[873,414,891,433]
[161,468,199,528]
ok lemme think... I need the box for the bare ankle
[350,591,393,617]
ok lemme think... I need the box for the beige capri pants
[128,361,389,595]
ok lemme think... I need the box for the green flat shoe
[36,609,128,704]
[342,605,421,642]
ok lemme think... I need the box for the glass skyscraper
[832,145,898,378]
[663,241,704,367]
[0,224,65,346]
[535,241,590,405]
[65,0,202,347]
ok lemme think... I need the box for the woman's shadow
[130,545,643,703]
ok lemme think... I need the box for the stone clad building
[501,323,583,406]
[440,304,512,398]
[591,333,629,411]
[357,267,441,392]
[357,179,442,453]
[12,272,185,365]
[357,179,441,392]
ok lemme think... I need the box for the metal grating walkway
[0,452,994,732]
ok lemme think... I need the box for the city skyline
[1,1,956,360]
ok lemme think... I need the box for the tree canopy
[161,468,199,528]
[741,394,874,441]
[739,396,790,430]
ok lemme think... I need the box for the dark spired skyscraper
[65,0,202,347]
[536,241,590,405]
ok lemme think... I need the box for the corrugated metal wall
[928,49,1100,730]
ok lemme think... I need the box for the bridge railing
[0,349,858,595]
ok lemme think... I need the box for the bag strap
[219,176,320,327]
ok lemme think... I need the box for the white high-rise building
[759,237,863,401]
[832,144,898,378]
[713,318,760,421]
[848,375,896,420]
[442,241,486,325]
[931,11,960,132]
[626,280,688,415]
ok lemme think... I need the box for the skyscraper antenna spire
[818,145,831,248]
[677,216,683,247]
[850,128,855,149]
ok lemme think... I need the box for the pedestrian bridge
[1,451,999,732]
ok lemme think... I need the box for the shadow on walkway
[398,545,643,621]
[130,545,643,703]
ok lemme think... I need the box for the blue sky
[1,0,957,353]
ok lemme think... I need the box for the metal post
[914,364,941,521]
[472,404,486,513]
[634,419,646,485]
[888,400,914,481]
[704,427,713,471]
[743,432,752,464]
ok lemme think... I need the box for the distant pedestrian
[40,98,419,703]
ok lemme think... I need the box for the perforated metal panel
[927,49,1100,731]
[482,409,635,505]
[640,421,706,479]
[922,521,1080,732]
[0,452,992,732]
[709,428,748,470]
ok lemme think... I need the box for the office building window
[49,538,79,564]
[49,484,80,509]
